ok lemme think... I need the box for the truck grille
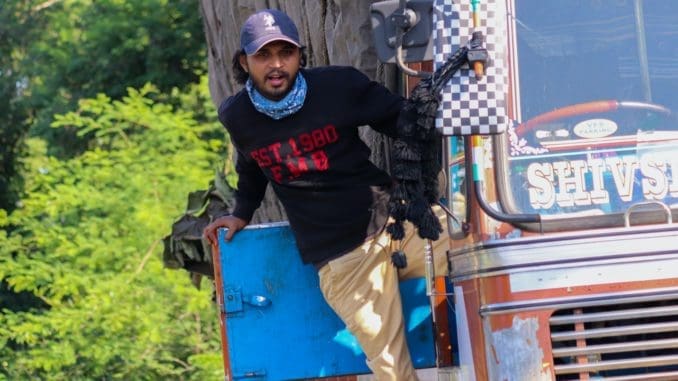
[550,299,678,380]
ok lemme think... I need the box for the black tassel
[389,199,407,221]
[392,140,422,161]
[391,250,408,269]
[386,41,471,242]
[406,197,428,223]
[386,221,406,240]
[392,161,421,181]
[418,209,443,240]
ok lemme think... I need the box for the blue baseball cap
[240,9,301,55]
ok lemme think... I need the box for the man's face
[240,41,301,101]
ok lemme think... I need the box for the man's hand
[203,215,248,245]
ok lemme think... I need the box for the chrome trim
[449,225,678,281]
[552,338,678,357]
[554,355,678,375]
[481,286,678,316]
[550,305,678,325]
[603,371,678,381]
[551,321,678,341]
[544,291,678,379]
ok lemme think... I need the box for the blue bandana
[246,72,307,120]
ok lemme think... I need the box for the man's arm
[350,68,405,137]
[203,149,268,244]
[204,215,248,244]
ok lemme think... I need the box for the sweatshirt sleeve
[218,94,268,222]
[350,68,405,137]
[231,149,269,222]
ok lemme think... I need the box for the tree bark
[199,0,398,223]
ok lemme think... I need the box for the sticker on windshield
[573,119,618,139]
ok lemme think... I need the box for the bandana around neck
[246,72,307,120]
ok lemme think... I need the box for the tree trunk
[199,0,398,223]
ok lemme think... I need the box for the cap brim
[244,35,301,55]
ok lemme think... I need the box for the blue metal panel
[217,223,436,380]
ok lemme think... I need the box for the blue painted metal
[224,287,244,314]
[216,223,437,380]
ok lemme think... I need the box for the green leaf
[1,81,230,379]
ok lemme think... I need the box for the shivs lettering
[249,124,338,183]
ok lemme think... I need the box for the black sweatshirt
[218,66,404,265]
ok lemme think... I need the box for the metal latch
[224,287,271,314]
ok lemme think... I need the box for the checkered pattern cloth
[433,0,508,135]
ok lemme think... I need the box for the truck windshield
[501,0,678,221]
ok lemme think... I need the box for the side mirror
[370,0,434,77]
[372,0,509,137]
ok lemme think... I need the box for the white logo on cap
[263,14,276,30]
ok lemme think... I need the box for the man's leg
[318,233,419,381]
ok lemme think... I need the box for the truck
[211,0,678,379]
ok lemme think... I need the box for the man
[203,8,448,380]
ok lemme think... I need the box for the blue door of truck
[214,222,437,380]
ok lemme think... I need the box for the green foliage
[0,82,228,380]
[27,0,207,144]
[0,0,47,211]
[0,0,208,212]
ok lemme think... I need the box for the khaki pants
[318,206,449,381]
